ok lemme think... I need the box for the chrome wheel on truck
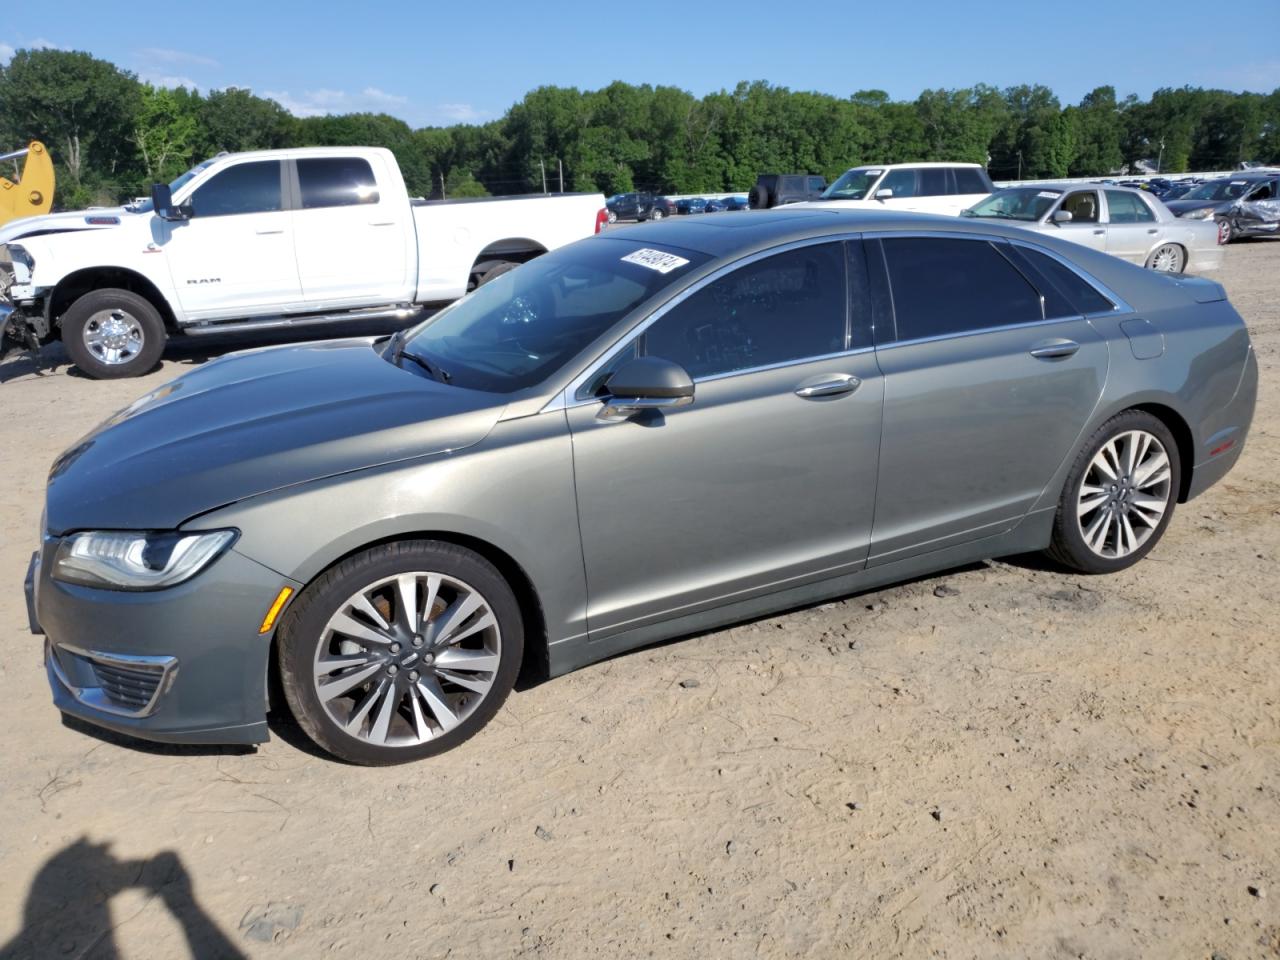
[61,288,166,379]
[278,541,523,765]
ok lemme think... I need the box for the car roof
[845,162,985,171]
[600,207,1100,259]
[997,183,1148,194]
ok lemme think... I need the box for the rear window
[1015,246,1115,316]
[298,156,380,208]
[954,167,991,194]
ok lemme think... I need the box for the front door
[291,154,412,306]
[1052,189,1108,252]
[161,158,302,319]
[567,240,884,639]
[868,235,1109,565]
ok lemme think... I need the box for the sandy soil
[0,245,1276,960]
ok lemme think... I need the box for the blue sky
[4,0,1276,127]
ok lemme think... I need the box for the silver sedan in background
[963,184,1222,273]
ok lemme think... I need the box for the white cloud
[0,42,14,63]
[136,46,219,67]
[28,37,62,50]
[263,86,412,118]
[435,103,486,123]
[139,72,201,90]
[1,37,62,60]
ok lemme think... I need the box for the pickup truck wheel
[62,289,165,379]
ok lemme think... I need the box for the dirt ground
[0,243,1276,960]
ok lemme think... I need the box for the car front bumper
[28,542,302,746]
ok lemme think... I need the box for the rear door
[162,158,301,318]
[291,153,413,306]
[567,239,884,639]
[866,234,1108,565]
[1103,189,1161,264]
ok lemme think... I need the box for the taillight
[595,208,609,234]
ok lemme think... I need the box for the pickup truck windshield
[128,158,218,212]
[401,239,709,393]
[821,169,882,201]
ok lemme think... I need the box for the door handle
[1147,228,1159,234]
[369,220,395,226]
[1029,338,1080,360]
[1092,228,1105,235]
[255,226,285,235]
[794,374,860,399]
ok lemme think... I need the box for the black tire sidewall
[278,540,524,765]
[1049,411,1181,574]
[62,288,166,379]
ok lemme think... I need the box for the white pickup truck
[0,146,607,377]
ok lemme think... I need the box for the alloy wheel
[1076,429,1173,559]
[313,572,501,747]
[1149,243,1184,272]
[83,309,145,366]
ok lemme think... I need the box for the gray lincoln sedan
[27,210,1257,764]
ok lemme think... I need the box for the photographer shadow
[0,837,244,960]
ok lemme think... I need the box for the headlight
[1182,207,1216,220]
[4,243,34,284]
[52,530,236,590]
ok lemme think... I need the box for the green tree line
[1,47,1277,208]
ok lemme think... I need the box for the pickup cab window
[188,161,283,218]
[298,157,381,208]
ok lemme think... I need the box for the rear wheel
[61,288,166,379]
[1145,243,1185,273]
[1045,410,1180,574]
[650,206,665,220]
[278,540,523,765]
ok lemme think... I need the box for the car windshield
[963,188,1060,222]
[399,239,709,393]
[820,169,882,201]
[1184,179,1251,202]
[127,158,218,211]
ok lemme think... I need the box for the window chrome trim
[545,233,866,413]
[872,312,1091,352]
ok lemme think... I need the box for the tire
[277,540,523,765]
[607,209,617,224]
[476,261,518,287]
[1217,217,1233,245]
[748,183,773,210]
[1144,242,1185,273]
[650,206,665,220]
[1045,410,1181,574]
[61,288,165,379]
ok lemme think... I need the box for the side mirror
[1052,209,1073,224]
[151,183,189,221]
[874,188,894,200]
[600,356,694,421]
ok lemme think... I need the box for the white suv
[803,162,995,217]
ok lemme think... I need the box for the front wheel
[277,540,523,765]
[1217,217,1233,245]
[650,207,665,220]
[1045,410,1180,574]
[61,288,166,379]
[1145,243,1185,273]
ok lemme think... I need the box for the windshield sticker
[1037,191,1062,198]
[1230,180,1247,185]
[621,248,691,274]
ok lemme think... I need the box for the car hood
[1163,199,1223,216]
[0,206,135,244]
[45,338,506,533]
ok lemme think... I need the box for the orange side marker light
[259,586,295,634]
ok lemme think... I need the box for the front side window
[879,169,918,198]
[188,161,282,218]
[1246,181,1277,201]
[880,237,1042,341]
[298,157,380,208]
[1105,190,1155,223]
[638,243,847,380]
[1060,191,1100,223]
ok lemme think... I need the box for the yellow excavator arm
[0,141,55,228]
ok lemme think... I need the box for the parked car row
[673,195,749,214]
[605,192,675,223]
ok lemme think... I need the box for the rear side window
[1015,246,1115,316]
[188,161,282,217]
[1106,190,1155,223]
[880,237,1042,341]
[808,176,826,193]
[919,167,948,196]
[642,242,847,379]
[298,157,380,208]
[954,167,990,194]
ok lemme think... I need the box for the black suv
[748,174,828,209]
[606,193,675,223]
